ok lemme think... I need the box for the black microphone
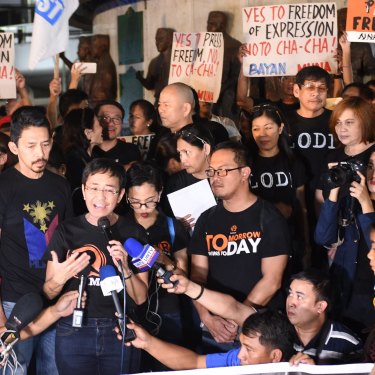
[99,265,136,342]
[98,216,113,243]
[72,266,89,328]
[1,293,43,349]
[98,217,124,271]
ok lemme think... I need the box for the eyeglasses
[205,166,245,178]
[335,120,356,129]
[299,82,328,93]
[84,186,119,196]
[99,115,122,126]
[176,130,207,145]
[127,200,158,209]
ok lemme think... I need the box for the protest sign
[0,33,16,99]
[242,3,337,77]
[346,0,375,42]
[120,134,155,160]
[168,32,224,103]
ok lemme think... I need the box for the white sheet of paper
[167,179,216,225]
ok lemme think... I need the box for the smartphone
[73,62,97,74]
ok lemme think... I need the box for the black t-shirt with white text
[189,199,290,301]
[250,152,306,207]
[286,108,334,190]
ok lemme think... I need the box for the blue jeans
[55,317,141,375]
[3,301,58,375]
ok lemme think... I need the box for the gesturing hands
[44,251,90,299]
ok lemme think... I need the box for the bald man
[158,82,195,133]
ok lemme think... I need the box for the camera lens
[324,165,350,188]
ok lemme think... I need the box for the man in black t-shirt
[93,100,141,168]
[0,107,85,375]
[189,141,289,353]
[286,66,335,195]
[285,66,336,268]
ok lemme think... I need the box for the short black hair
[295,66,331,89]
[10,106,51,144]
[342,82,373,101]
[212,141,250,167]
[82,158,126,188]
[242,310,295,361]
[125,161,163,193]
[366,79,375,88]
[290,269,332,307]
[94,100,125,120]
[154,135,180,170]
[59,89,88,118]
[129,99,157,124]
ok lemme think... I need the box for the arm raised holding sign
[236,44,254,112]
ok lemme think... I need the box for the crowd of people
[1,6,375,375]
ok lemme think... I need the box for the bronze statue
[89,34,118,106]
[206,11,241,120]
[60,36,93,96]
[136,28,174,103]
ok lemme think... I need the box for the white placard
[168,32,224,103]
[0,33,16,99]
[167,179,217,230]
[242,3,338,76]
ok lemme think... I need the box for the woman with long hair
[61,107,103,214]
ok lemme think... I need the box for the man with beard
[93,100,141,169]
[189,141,290,353]
[0,106,89,374]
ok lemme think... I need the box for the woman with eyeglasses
[125,161,190,371]
[248,104,307,273]
[61,108,103,214]
[315,96,375,335]
[163,123,214,230]
[43,158,148,375]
